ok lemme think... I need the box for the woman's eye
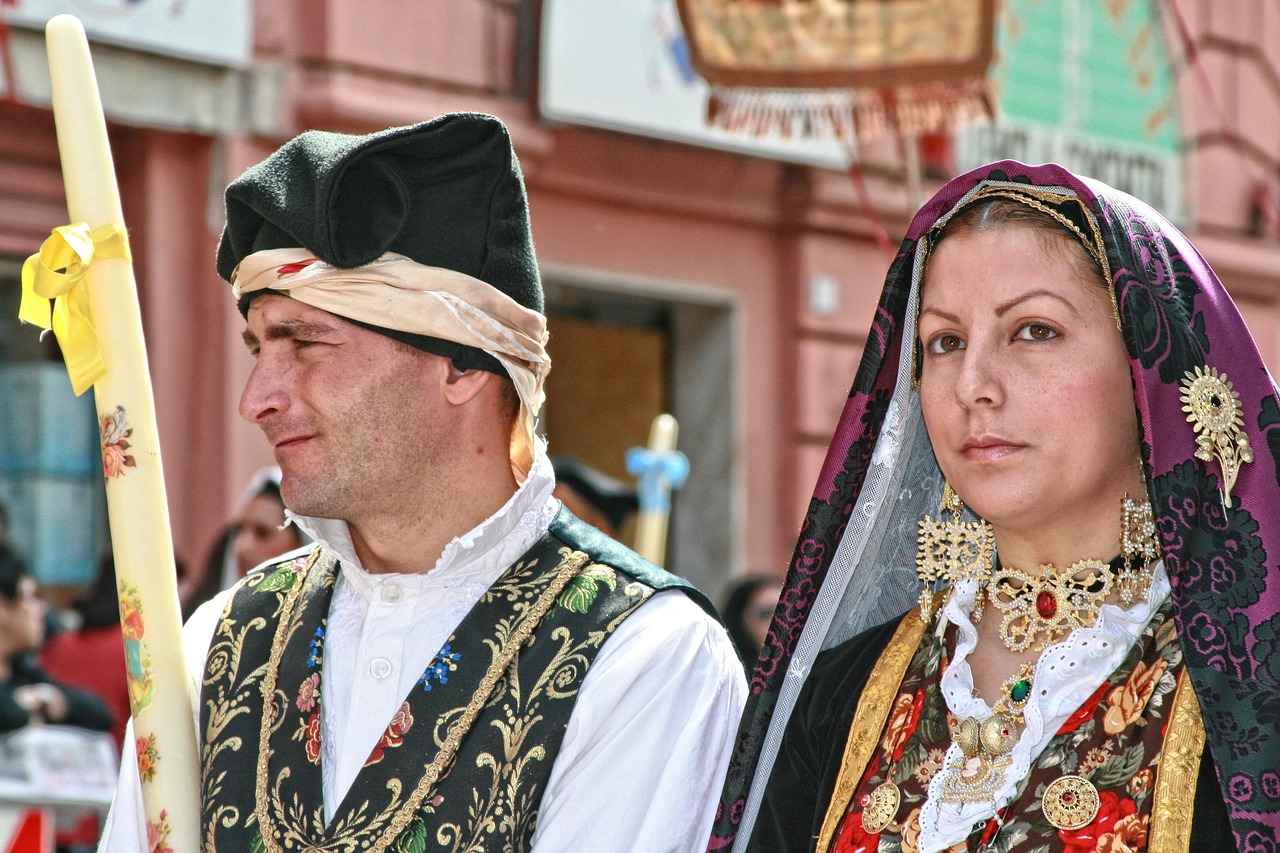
[1016,323,1058,342]
[926,333,964,354]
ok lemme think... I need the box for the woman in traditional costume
[708,162,1277,852]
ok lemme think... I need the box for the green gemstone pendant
[1010,679,1031,704]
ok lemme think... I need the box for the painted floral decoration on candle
[119,582,154,712]
[136,731,160,783]
[100,405,137,478]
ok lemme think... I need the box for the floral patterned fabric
[709,163,1279,852]
[200,515,658,852]
[830,600,1188,853]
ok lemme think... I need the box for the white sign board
[540,0,850,168]
[6,0,252,68]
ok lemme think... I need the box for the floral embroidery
[830,603,1189,853]
[1128,767,1153,799]
[417,644,461,691]
[296,672,320,713]
[201,539,656,851]
[913,747,944,786]
[899,806,923,853]
[365,701,414,767]
[100,405,136,478]
[257,560,302,593]
[1098,811,1149,853]
[136,732,159,783]
[146,808,173,853]
[1103,658,1168,734]
[307,626,324,668]
[883,689,924,763]
[557,563,616,613]
[119,583,154,713]
[300,712,322,765]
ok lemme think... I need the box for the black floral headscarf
[709,162,1279,852]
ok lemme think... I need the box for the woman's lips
[961,438,1023,462]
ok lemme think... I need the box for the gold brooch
[1180,366,1253,509]
[1042,775,1100,830]
[859,781,900,833]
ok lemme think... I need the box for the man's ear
[441,362,493,406]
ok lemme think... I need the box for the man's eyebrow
[241,319,338,350]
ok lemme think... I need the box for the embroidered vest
[823,600,1205,853]
[199,513,680,852]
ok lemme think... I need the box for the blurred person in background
[181,467,307,616]
[722,575,783,667]
[0,543,111,734]
[550,455,639,540]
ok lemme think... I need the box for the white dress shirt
[98,449,746,852]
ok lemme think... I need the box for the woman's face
[917,225,1145,557]
[233,492,301,576]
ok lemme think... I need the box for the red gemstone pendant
[1036,590,1057,618]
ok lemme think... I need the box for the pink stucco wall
[134,0,1280,582]
[5,0,1279,589]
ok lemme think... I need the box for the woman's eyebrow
[994,288,1080,317]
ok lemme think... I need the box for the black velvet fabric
[747,614,1234,853]
[217,113,542,312]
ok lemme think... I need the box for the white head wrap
[233,248,551,476]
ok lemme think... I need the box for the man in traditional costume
[100,112,745,851]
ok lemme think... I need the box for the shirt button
[380,584,403,605]
[369,658,392,680]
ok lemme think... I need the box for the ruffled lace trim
[918,562,1171,851]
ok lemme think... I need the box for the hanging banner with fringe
[674,0,997,141]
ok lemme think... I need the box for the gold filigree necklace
[986,555,1124,653]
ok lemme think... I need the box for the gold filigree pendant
[1180,365,1253,509]
[938,752,1010,804]
[859,781,901,833]
[1042,775,1100,830]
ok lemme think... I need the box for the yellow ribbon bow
[19,222,131,396]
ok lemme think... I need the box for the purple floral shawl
[708,161,1280,852]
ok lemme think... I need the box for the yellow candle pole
[40,15,200,851]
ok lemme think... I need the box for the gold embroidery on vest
[816,610,928,852]
[1149,670,1206,853]
[201,548,322,850]
[253,547,592,853]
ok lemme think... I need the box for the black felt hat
[551,456,640,532]
[216,112,542,312]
